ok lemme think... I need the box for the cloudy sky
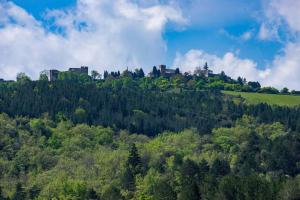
[0,0,300,89]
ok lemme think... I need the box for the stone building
[49,69,60,81]
[48,66,89,81]
[69,66,88,74]
[159,65,176,78]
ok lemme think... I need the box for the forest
[0,68,300,199]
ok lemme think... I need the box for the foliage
[0,68,300,199]
[0,113,299,199]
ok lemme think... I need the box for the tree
[121,167,135,191]
[39,70,49,81]
[203,62,208,70]
[135,68,145,78]
[91,70,100,80]
[16,72,30,83]
[219,176,244,200]
[28,185,40,199]
[152,178,177,200]
[279,176,300,200]
[248,81,261,91]
[0,187,6,200]
[175,68,180,75]
[122,144,142,192]
[87,188,100,200]
[134,169,176,200]
[237,76,244,86]
[127,143,142,175]
[12,183,26,200]
[281,87,289,94]
[102,185,122,200]
[74,107,87,123]
[259,87,279,94]
[220,71,227,81]
[152,66,159,78]
[210,158,230,177]
[178,159,201,200]
[198,159,210,179]
[237,132,261,175]
[104,70,109,79]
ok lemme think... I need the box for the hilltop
[2,63,300,97]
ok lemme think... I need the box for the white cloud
[264,42,300,90]
[220,29,254,41]
[0,0,186,80]
[258,23,275,40]
[258,0,300,41]
[269,0,300,32]
[240,31,253,41]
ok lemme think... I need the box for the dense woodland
[0,68,300,199]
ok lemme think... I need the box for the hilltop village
[42,64,212,81]
[0,63,299,95]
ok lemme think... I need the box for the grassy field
[223,90,300,107]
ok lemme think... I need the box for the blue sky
[1,0,300,89]
[11,0,280,68]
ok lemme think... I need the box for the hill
[223,90,300,107]
[0,69,300,199]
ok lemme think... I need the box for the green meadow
[223,90,300,107]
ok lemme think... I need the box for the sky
[0,0,300,89]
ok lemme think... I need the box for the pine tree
[121,144,143,192]
[127,143,142,175]
[103,71,109,79]
[152,66,158,78]
[121,167,135,191]
[203,62,209,70]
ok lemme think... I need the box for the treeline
[0,114,300,199]
[12,65,300,95]
[0,79,300,136]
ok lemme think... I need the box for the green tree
[152,179,176,200]
[87,188,100,200]
[74,107,87,123]
[203,62,208,70]
[219,176,244,200]
[16,72,30,83]
[281,87,289,94]
[39,70,49,81]
[121,144,143,192]
[178,159,201,200]
[121,167,135,191]
[210,158,230,177]
[127,143,142,175]
[279,176,300,200]
[0,187,6,200]
[102,185,122,200]
[91,70,101,80]
[135,68,145,78]
[12,183,26,200]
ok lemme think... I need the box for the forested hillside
[1,74,300,135]
[0,70,300,199]
[0,114,300,199]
